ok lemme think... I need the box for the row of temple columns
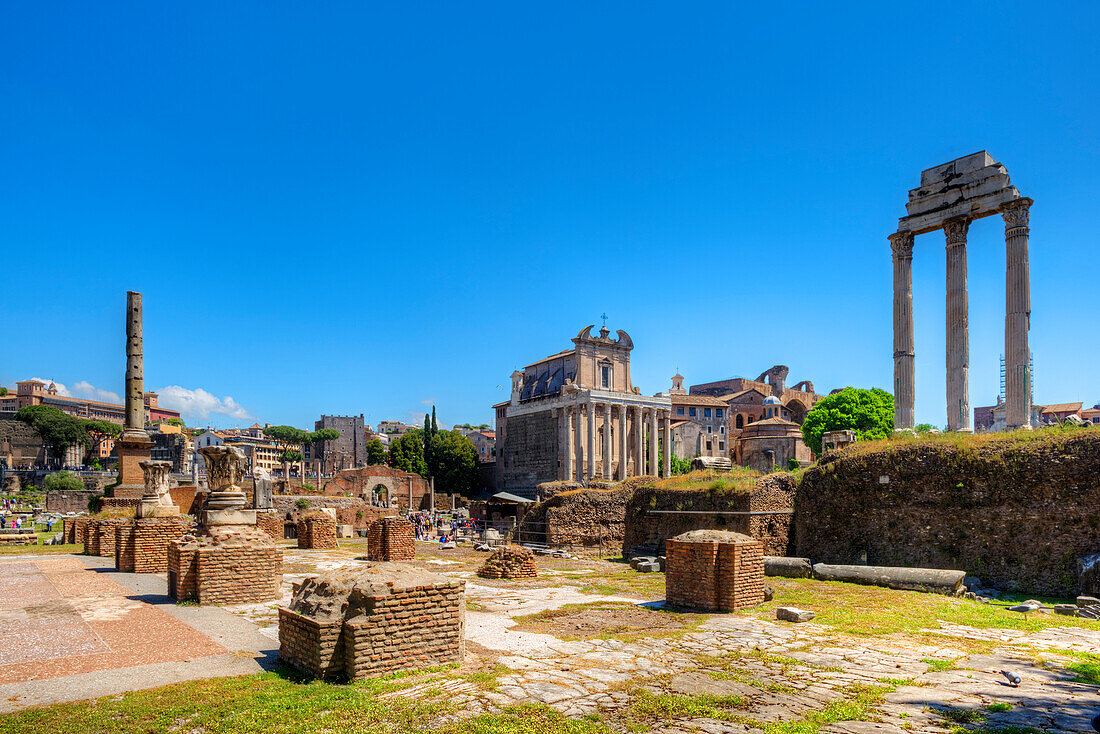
[890,198,1032,432]
[559,402,672,481]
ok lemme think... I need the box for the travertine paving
[222,545,1100,732]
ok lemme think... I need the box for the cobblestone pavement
[223,545,1100,732]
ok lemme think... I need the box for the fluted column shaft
[574,404,584,481]
[944,219,971,432]
[635,409,645,476]
[890,232,915,430]
[602,403,612,479]
[561,407,573,481]
[648,409,658,477]
[586,401,595,480]
[618,405,628,480]
[662,413,671,477]
[1004,199,1033,429]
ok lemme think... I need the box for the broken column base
[137,502,180,519]
[168,528,282,604]
[116,518,194,573]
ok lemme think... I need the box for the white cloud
[30,377,70,396]
[71,380,122,405]
[154,385,255,423]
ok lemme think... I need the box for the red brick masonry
[297,512,339,550]
[665,530,765,612]
[115,518,194,573]
[366,517,415,561]
[279,564,464,680]
[168,529,282,605]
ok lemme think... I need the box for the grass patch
[0,542,83,555]
[921,658,958,672]
[984,702,1012,712]
[653,467,761,493]
[751,576,1100,648]
[627,689,747,722]
[1060,651,1100,684]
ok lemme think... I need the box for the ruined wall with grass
[521,482,634,554]
[795,429,1100,596]
[622,470,796,557]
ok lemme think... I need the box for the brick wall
[297,513,338,550]
[366,517,415,561]
[46,490,101,514]
[500,410,559,496]
[665,531,764,612]
[256,511,285,540]
[100,497,141,513]
[168,531,282,605]
[277,568,464,681]
[115,518,193,573]
[65,516,92,545]
[85,518,127,557]
[278,609,345,680]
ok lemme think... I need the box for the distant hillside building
[465,429,496,463]
[315,414,369,474]
[0,380,180,425]
[495,325,673,497]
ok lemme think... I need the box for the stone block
[776,607,815,623]
[764,556,812,579]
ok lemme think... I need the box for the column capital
[943,217,970,247]
[1003,197,1032,231]
[889,230,914,260]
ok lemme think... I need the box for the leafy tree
[389,429,428,478]
[670,455,692,475]
[366,438,386,466]
[15,406,91,465]
[264,425,310,478]
[82,419,121,462]
[161,417,185,427]
[428,429,478,496]
[914,423,936,433]
[801,387,894,455]
[45,470,84,492]
[0,387,7,397]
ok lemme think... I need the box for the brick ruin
[477,545,539,579]
[366,517,415,561]
[168,528,282,604]
[115,518,193,573]
[256,511,284,540]
[166,445,283,605]
[297,511,338,550]
[278,564,465,680]
[84,518,128,558]
[665,530,765,612]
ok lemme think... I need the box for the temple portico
[891,151,1033,432]
[495,325,674,496]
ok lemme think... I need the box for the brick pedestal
[256,511,285,541]
[85,518,127,558]
[665,530,764,612]
[366,517,415,561]
[297,512,338,549]
[168,529,282,604]
[278,564,464,681]
[115,518,193,573]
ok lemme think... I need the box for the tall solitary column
[889,231,916,430]
[618,405,628,480]
[602,403,612,479]
[114,291,154,496]
[586,401,596,481]
[1004,199,1033,429]
[636,409,646,475]
[648,409,658,477]
[944,218,971,432]
[662,412,671,477]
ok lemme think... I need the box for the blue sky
[3,3,1098,430]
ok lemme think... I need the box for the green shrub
[44,471,84,493]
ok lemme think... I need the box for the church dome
[762,395,781,406]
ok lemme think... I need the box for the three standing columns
[1004,199,1033,429]
[944,218,971,432]
[890,231,915,430]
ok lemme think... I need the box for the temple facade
[494,325,672,497]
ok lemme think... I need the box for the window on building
[707,425,712,433]
[715,409,723,418]
[747,416,754,424]
[720,425,725,434]
[705,441,712,451]
[600,365,611,389]
[704,408,711,418]
[735,414,744,429]
[719,441,725,450]
[689,408,696,417]
[677,407,684,416]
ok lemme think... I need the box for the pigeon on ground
[1000,670,1021,687]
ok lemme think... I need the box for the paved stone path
[0,554,274,712]
[228,546,1100,731]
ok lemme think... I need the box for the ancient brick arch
[324,465,429,511]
